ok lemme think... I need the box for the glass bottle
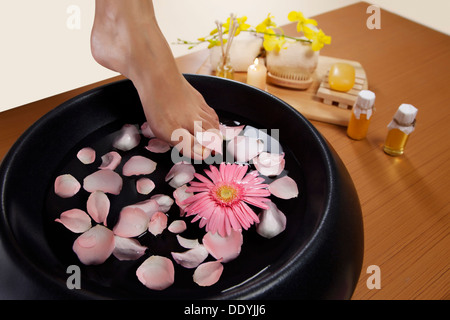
[216,54,234,80]
[383,104,418,156]
[347,90,376,140]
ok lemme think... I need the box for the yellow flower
[288,10,317,33]
[223,16,251,36]
[256,13,277,33]
[263,29,286,52]
[304,26,331,51]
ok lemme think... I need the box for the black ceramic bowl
[0,75,363,299]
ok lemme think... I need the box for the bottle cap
[355,90,376,110]
[393,104,418,126]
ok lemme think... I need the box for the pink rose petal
[173,185,194,216]
[72,225,115,265]
[219,124,245,140]
[268,175,299,199]
[171,245,208,269]
[83,169,123,195]
[202,229,243,263]
[168,220,187,234]
[195,130,223,154]
[176,235,200,249]
[226,135,264,162]
[122,155,157,176]
[145,138,171,153]
[55,208,92,233]
[136,255,175,290]
[136,178,155,195]
[98,151,122,170]
[113,236,147,261]
[193,259,224,287]
[54,174,81,198]
[113,207,149,238]
[256,201,287,239]
[148,211,168,236]
[113,124,141,151]
[253,152,285,177]
[86,191,110,225]
[165,162,195,188]
[140,122,155,138]
[125,198,160,219]
[150,194,174,213]
[77,147,96,164]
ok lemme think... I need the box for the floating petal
[193,260,224,287]
[122,155,157,176]
[256,201,287,239]
[173,185,194,215]
[148,211,168,236]
[219,124,245,140]
[268,175,299,199]
[202,230,243,263]
[140,122,155,138]
[113,124,141,151]
[98,151,121,170]
[77,147,96,164]
[253,152,285,177]
[125,198,160,219]
[176,235,200,249]
[136,256,175,290]
[171,245,209,269]
[145,138,171,153]
[86,191,110,225]
[54,174,81,198]
[136,178,155,195]
[113,236,147,261]
[195,130,223,154]
[226,135,264,162]
[83,169,123,195]
[150,194,174,213]
[168,220,187,234]
[72,225,115,265]
[55,208,91,233]
[113,207,149,238]
[165,162,195,188]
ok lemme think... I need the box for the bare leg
[90,0,219,159]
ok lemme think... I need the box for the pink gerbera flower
[182,163,271,237]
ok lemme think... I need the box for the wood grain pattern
[0,2,448,300]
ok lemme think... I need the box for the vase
[266,40,319,89]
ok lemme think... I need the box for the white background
[0,0,448,112]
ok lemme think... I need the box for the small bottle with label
[347,90,376,140]
[383,104,418,156]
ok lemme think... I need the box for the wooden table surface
[0,2,448,300]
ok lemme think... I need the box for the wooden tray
[195,55,368,127]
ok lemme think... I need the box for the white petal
[252,152,285,177]
[136,256,174,290]
[77,147,96,164]
[83,169,123,195]
[145,138,171,153]
[140,122,155,138]
[171,245,208,269]
[86,191,110,225]
[55,208,91,233]
[168,220,187,234]
[72,225,115,265]
[98,151,122,170]
[165,162,195,188]
[136,178,155,195]
[113,124,141,151]
[193,260,224,287]
[202,230,243,263]
[113,207,149,238]
[150,194,174,213]
[173,185,194,213]
[122,155,157,176]
[219,124,245,140]
[268,175,299,199]
[176,235,200,249]
[256,201,287,239]
[148,211,168,236]
[226,135,264,162]
[54,174,81,198]
[113,236,147,261]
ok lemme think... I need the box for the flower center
[213,183,241,206]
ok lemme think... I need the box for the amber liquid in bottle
[383,128,410,156]
[347,112,371,140]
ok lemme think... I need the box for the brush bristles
[269,70,311,81]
